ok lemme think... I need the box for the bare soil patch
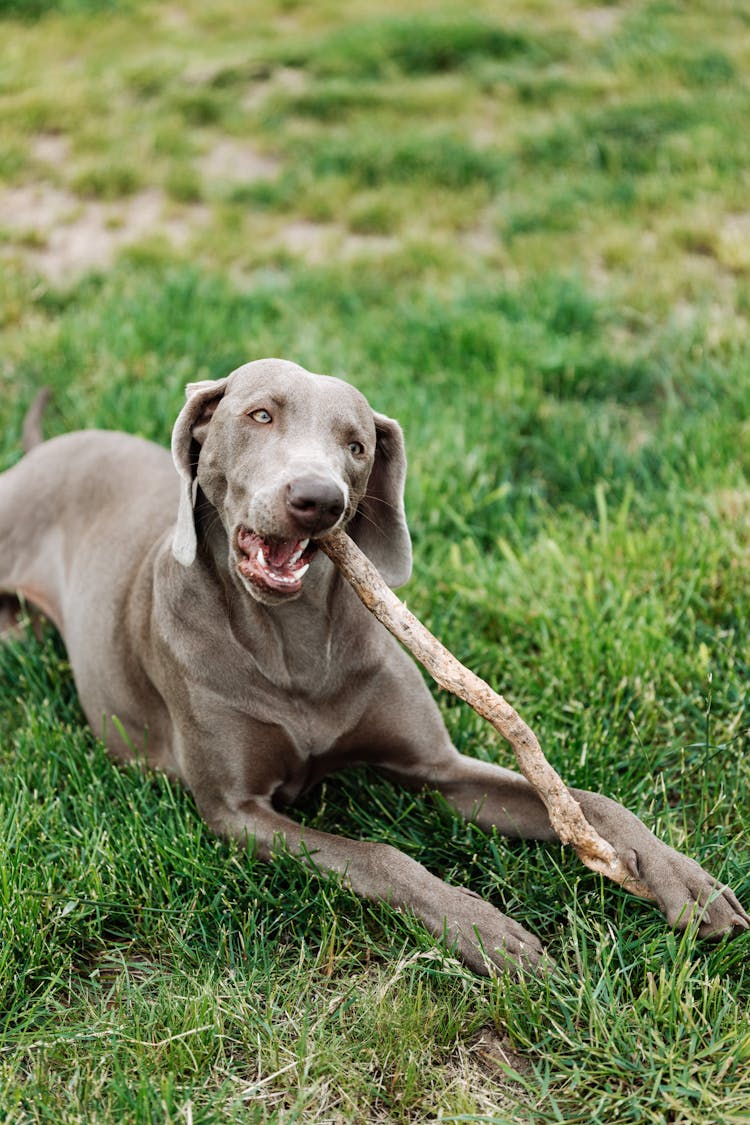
[199,138,281,185]
[275,219,398,263]
[1,183,207,283]
[568,6,624,40]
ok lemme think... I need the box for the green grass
[286,15,537,79]
[2,0,750,1121]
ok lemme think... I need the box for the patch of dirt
[199,137,281,184]
[461,213,501,256]
[274,219,398,263]
[568,6,624,40]
[340,230,399,259]
[242,65,307,111]
[273,219,335,262]
[31,134,72,167]
[159,4,192,30]
[433,1024,532,1118]
[470,1026,534,1079]
[1,183,208,284]
[1,174,397,283]
[716,213,750,273]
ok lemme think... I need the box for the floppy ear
[349,412,412,587]
[171,377,229,566]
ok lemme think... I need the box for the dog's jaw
[234,526,318,603]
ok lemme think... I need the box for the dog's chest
[231,668,371,807]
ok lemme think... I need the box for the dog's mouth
[235,528,318,595]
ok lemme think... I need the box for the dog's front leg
[426,754,749,939]
[194,791,546,976]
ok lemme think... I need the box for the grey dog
[1,358,747,973]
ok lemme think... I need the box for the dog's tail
[22,387,52,454]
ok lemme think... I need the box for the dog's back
[1,430,176,619]
[0,430,181,755]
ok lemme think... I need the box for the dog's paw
[438,886,548,976]
[575,791,748,940]
[624,844,749,939]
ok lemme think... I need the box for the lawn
[1,0,749,1121]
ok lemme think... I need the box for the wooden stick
[320,529,655,901]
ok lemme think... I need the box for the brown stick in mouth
[319,528,655,901]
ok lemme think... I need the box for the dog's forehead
[224,359,373,425]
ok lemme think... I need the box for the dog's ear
[349,412,412,587]
[171,377,229,566]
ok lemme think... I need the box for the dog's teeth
[295,563,310,579]
[289,539,310,565]
[258,548,267,568]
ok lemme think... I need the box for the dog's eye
[249,409,272,424]
[348,441,365,456]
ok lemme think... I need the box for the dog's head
[171,358,412,604]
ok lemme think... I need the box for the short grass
[2,1,750,1122]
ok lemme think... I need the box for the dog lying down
[1,358,747,974]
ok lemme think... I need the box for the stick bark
[320,529,654,901]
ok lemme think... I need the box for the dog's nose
[286,476,346,534]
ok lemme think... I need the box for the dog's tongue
[236,528,313,593]
[265,539,298,568]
